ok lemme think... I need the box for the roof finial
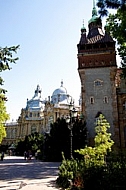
[61,80,63,87]
[92,0,97,17]
[82,19,84,28]
[93,0,95,8]
[81,19,86,34]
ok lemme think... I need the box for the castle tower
[77,1,119,146]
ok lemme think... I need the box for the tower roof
[78,0,115,45]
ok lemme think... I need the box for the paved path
[0,156,61,190]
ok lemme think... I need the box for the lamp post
[66,102,78,159]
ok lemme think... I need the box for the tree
[44,118,70,161]
[16,132,44,156]
[105,8,126,77]
[0,99,9,143]
[75,114,114,167]
[0,45,19,143]
[97,0,126,17]
[0,45,19,93]
[57,115,126,190]
[44,118,87,161]
[96,0,126,77]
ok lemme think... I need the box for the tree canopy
[0,45,19,94]
[75,114,114,167]
[16,132,44,156]
[97,0,126,77]
[44,118,87,161]
[0,45,19,143]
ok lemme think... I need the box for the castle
[77,2,126,148]
[2,2,126,150]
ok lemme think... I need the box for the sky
[1,0,119,122]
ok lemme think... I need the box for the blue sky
[1,0,119,122]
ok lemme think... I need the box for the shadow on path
[0,156,61,181]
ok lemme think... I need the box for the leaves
[75,114,114,167]
[97,0,126,77]
[0,45,19,144]
[0,97,9,143]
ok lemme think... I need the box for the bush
[56,115,126,190]
[56,153,80,188]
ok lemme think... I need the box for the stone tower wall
[79,66,119,146]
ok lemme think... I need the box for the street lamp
[66,102,78,159]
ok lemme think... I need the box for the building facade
[3,81,80,145]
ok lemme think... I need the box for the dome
[51,81,71,104]
[52,81,67,96]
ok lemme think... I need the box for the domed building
[51,80,72,104]
[25,84,45,117]
[44,80,80,133]
[2,82,80,144]
[17,85,45,140]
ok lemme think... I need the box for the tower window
[94,79,103,86]
[104,96,108,103]
[90,96,94,104]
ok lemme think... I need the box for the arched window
[94,79,103,86]
[104,96,108,103]
[90,96,94,104]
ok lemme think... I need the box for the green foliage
[97,0,125,17]
[75,114,114,167]
[0,45,19,144]
[106,8,126,77]
[0,45,19,93]
[0,98,9,143]
[56,114,126,190]
[82,160,126,190]
[44,118,87,161]
[97,1,126,77]
[16,132,44,156]
[94,114,114,151]
[57,154,126,190]
[44,118,70,161]
[56,152,84,189]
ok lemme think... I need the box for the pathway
[0,156,61,190]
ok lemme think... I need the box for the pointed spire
[81,19,86,34]
[93,0,95,7]
[92,0,97,17]
[88,0,99,25]
[82,19,86,29]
